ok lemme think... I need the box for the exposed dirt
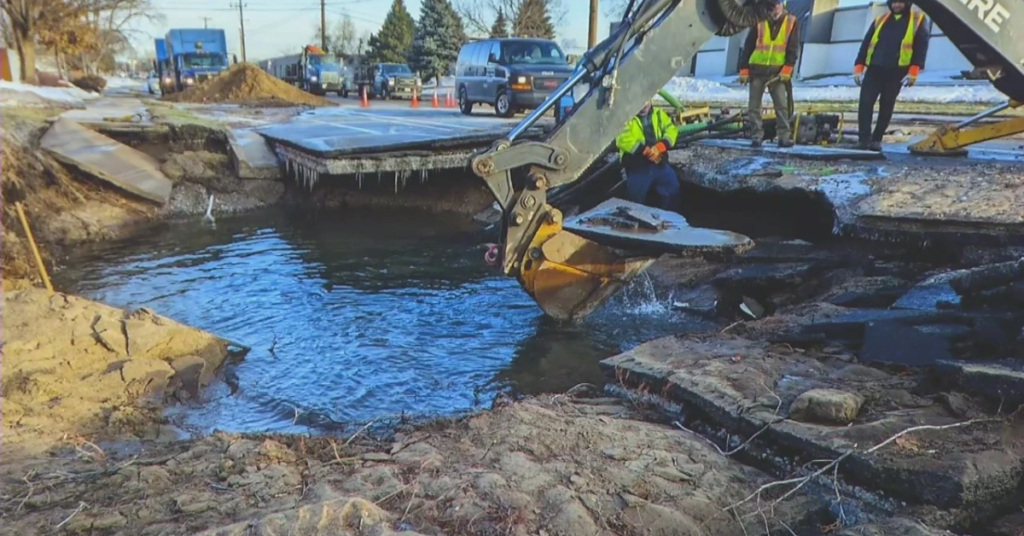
[1,286,231,469]
[163,63,337,108]
[0,107,157,281]
[0,392,829,536]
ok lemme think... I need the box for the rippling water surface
[56,208,711,434]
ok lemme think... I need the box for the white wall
[695,33,744,76]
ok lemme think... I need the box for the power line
[201,16,213,29]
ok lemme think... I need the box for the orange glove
[779,65,793,82]
[904,65,920,87]
[738,69,750,85]
[853,64,865,86]
[648,141,668,163]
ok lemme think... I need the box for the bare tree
[453,0,567,38]
[1,0,67,82]
[333,13,358,56]
[78,0,162,75]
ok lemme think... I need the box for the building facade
[693,0,972,78]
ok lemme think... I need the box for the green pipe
[657,89,684,112]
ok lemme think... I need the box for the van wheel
[459,87,473,115]
[495,90,514,118]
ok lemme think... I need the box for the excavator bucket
[517,199,753,321]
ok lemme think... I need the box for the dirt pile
[1,395,827,536]
[1,286,231,467]
[163,63,337,107]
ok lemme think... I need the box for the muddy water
[55,208,712,434]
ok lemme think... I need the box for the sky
[131,0,873,62]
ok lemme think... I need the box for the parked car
[147,70,160,94]
[455,37,574,118]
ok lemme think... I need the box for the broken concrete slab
[800,309,953,341]
[228,128,282,180]
[697,139,885,161]
[601,335,1024,530]
[859,321,955,367]
[934,359,1024,407]
[40,118,172,204]
[822,276,910,308]
[57,97,152,126]
[892,271,965,311]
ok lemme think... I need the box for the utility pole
[320,0,327,51]
[231,2,247,62]
[588,0,599,49]
[200,16,213,29]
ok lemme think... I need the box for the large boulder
[789,388,864,425]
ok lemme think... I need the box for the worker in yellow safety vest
[853,0,930,151]
[615,100,681,211]
[738,0,800,148]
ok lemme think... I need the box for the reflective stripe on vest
[748,15,795,67]
[865,11,924,67]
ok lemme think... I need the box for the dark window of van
[471,42,490,76]
[501,41,565,65]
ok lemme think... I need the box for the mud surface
[163,64,337,108]
[1,395,831,536]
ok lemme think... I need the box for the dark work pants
[624,161,681,212]
[858,66,908,143]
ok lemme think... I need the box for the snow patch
[661,75,1006,104]
[0,80,99,107]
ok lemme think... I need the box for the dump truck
[262,45,346,97]
[164,28,231,93]
[350,61,422,100]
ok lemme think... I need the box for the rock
[934,359,1024,406]
[119,359,175,407]
[839,518,957,536]
[935,392,983,419]
[542,487,599,536]
[361,452,391,462]
[801,309,948,340]
[650,465,693,483]
[91,512,127,529]
[829,364,893,382]
[170,355,213,400]
[823,276,910,308]
[139,466,173,491]
[670,284,719,318]
[92,316,127,355]
[712,263,819,294]
[789,388,864,425]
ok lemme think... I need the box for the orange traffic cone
[432,90,439,108]
[360,86,369,108]
[411,87,419,108]
[446,90,455,108]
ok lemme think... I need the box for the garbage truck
[164,28,231,93]
[261,45,346,96]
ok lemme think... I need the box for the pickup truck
[351,62,422,100]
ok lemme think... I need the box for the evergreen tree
[489,9,509,38]
[409,0,467,83]
[513,0,555,39]
[368,0,416,63]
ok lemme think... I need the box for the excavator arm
[468,0,771,320]
[908,0,1024,155]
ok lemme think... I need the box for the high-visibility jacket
[615,108,678,160]
[748,14,797,67]
[865,10,925,67]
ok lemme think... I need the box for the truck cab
[292,45,346,96]
[152,38,175,95]
[165,29,230,93]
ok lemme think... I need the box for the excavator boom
[469,0,1024,320]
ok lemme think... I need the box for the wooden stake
[14,201,53,293]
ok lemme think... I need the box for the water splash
[613,273,671,316]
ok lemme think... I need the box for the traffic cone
[411,87,419,108]
[446,90,455,108]
[360,86,369,108]
[432,90,439,108]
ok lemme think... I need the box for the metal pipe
[956,100,1011,129]
[507,67,590,141]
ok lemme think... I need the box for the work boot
[778,138,795,148]
[869,141,882,152]
[856,141,870,151]
[750,139,762,148]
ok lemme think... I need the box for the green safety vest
[748,15,796,67]
[615,108,679,158]
[865,11,925,67]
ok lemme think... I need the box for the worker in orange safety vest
[853,0,930,151]
[738,0,800,148]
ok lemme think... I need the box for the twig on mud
[721,320,744,333]
[16,472,37,513]
[673,418,783,457]
[564,383,597,398]
[778,519,798,536]
[832,460,846,526]
[325,439,360,466]
[345,418,378,446]
[55,502,87,529]
[865,418,992,454]
[400,484,419,525]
